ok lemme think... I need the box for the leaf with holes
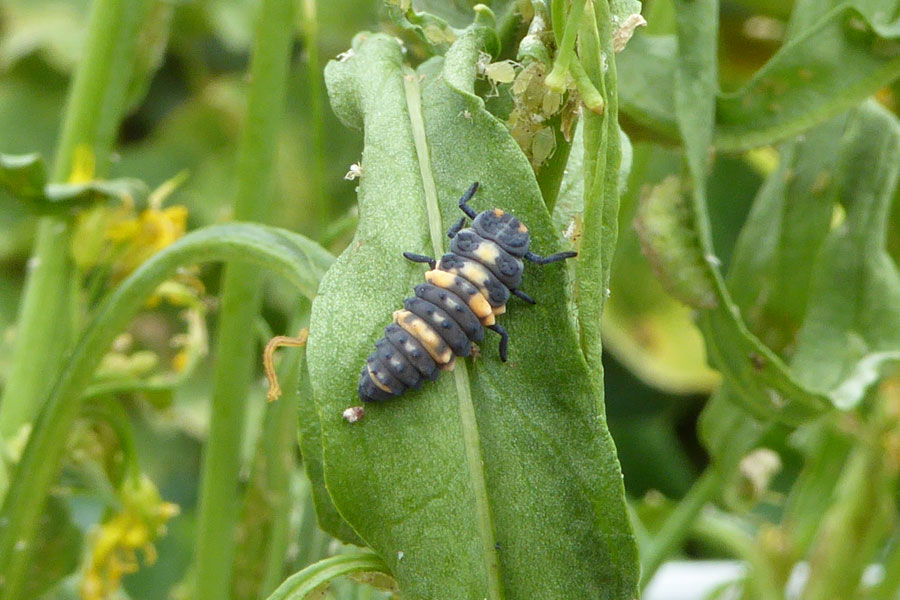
[306,19,638,600]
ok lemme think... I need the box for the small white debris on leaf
[343,406,365,423]
[344,163,362,180]
[613,13,647,53]
[336,49,355,62]
[397,551,404,561]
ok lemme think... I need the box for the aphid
[357,182,576,402]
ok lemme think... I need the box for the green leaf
[574,0,623,377]
[695,115,850,469]
[556,128,718,394]
[308,26,638,600]
[297,352,364,546]
[725,115,848,353]
[385,2,462,51]
[780,424,852,555]
[0,151,149,213]
[619,3,900,150]
[44,177,149,207]
[789,102,900,407]
[702,104,900,423]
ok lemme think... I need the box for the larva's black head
[472,208,531,258]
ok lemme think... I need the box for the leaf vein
[402,66,504,600]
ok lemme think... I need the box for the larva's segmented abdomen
[358,212,533,403]
[358,256,497,402]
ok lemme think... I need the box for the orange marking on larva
[493,208,504,216]
[425,269,493,321]
[439,259,497,314]
[472,295,494,324]
[393,309,453,364]
[518,223,527,232]
[440,357,456,371]
[493,304,506,316]
[367,365,393,393]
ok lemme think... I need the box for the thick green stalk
[192,1,298,598]
[0,0,148,440]
[301,0,328,229]
[0,223,332,600]
[640,467,723,588]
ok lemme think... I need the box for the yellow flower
[107,204,188,279]
[72,171,191,278]
[80,475,179,600]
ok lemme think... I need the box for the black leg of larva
[524,250,578,265]
[403,252,436,269]
[458,181,479,219]
[447,216,466,238]
[488,323,509,362]
[511,289,535,304]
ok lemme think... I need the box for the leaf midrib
[402,66,503,600]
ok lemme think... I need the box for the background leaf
[790,101,900,407]
[619,2,900,150]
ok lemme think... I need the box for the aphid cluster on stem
[358,182,576,402]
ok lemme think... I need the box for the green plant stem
[574,0,617,379]
[545,0,586,91]
[693,511,782,600]
[640,467,723,588]
[801,441,893,600]
[265,552,391,600]
[550,0,565,41]
[0,0,149,441]
[300,0,328,229]
[193,1,297,598]
[0,224,331,600]
[568,57,604,113]
[258,309,309,597]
